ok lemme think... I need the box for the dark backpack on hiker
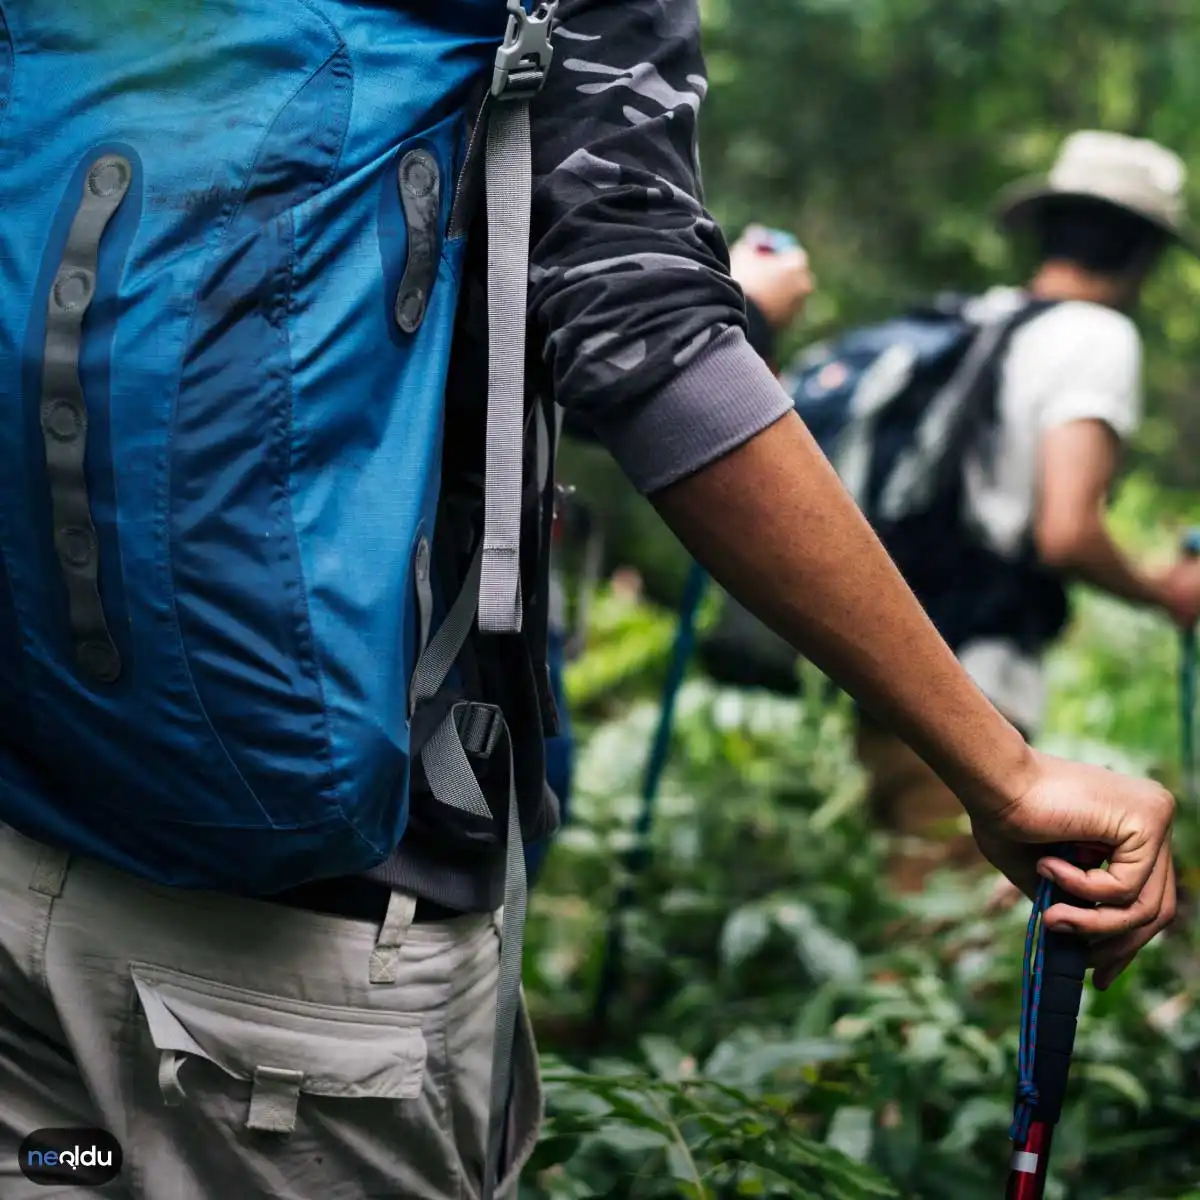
[699,294,1071,693]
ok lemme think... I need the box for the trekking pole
[1179,529,1200,808]
[1007,842,1109,1199]
[592,559,709,1028]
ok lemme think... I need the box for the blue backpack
[0,0,562,891]
[783,295,1070,656]
[2,4,561,1187]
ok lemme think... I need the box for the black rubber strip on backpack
[39,155,131,686]
[394,148,442,334]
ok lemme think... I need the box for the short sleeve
[1008,302,1143,442]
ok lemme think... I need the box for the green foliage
[524,476,1200,1198]
[528,1059,898,1200]
[528,9,1200,1191]
[697,0,1200,490]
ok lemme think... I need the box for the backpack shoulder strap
[478,0,558,635]
[972,296,1060,426]
[875,296,1054,522]
[408,8,560,1200]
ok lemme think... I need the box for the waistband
[267,876,465,924]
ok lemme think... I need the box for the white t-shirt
[955,287,1143,733]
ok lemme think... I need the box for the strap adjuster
[454,701,505,759]
[492,0,558,101]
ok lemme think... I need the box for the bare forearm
[1040,516,1167,611]
[652,412,1035,816]
[1036,420,1171,615]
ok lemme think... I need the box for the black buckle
[454,702,505,758]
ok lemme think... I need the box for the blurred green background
[522,5,1200,1198]
[561,0,1200,605]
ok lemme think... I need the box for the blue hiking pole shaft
[637,561,710,827]
[592,560,709,1026]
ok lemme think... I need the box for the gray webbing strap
[409,545,483,712]
[411,589,526,1200]
[409,8,557,1195]
[479,98,532,635]
[407,539,526,1200]
[39,155,132,686]
[421,710,526,1200]
[877,312,1015,521]
[478,0,558,635]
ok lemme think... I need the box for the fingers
[773,247,809,275]
[1038,853,1153,910]
[1036,782,1173,909]
[1043,840,1174,942]
[1090,854,1178,991]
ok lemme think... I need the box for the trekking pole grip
[1007,842,1108,1200]
[1028,841,1108,1124]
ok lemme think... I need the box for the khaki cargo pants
[0,823,542,1199]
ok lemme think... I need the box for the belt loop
[247,1066,305,1134]
[28,844,70,899]
[158,1050,187,1106]
[369,890,418,984]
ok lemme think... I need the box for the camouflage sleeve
[528,0,793,493]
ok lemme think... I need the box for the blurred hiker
[0,9,1178,1200]
[786,131,1200,892]
[730,225,817,368]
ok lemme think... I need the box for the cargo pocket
[127,963,459,1199]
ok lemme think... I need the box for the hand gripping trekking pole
[1007,842,1108,1199]
[1180,529,1200,808]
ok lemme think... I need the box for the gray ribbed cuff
[592,327,794,494]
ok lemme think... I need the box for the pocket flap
[130,963,426,1100]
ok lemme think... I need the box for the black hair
[1034,195,1168,275]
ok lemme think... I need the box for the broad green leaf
[772,901,863,985]
[938,1097,1013,1154]
[1075,1062,1151,1113]
[720,905,772,970]
[825,1106,874,1164]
